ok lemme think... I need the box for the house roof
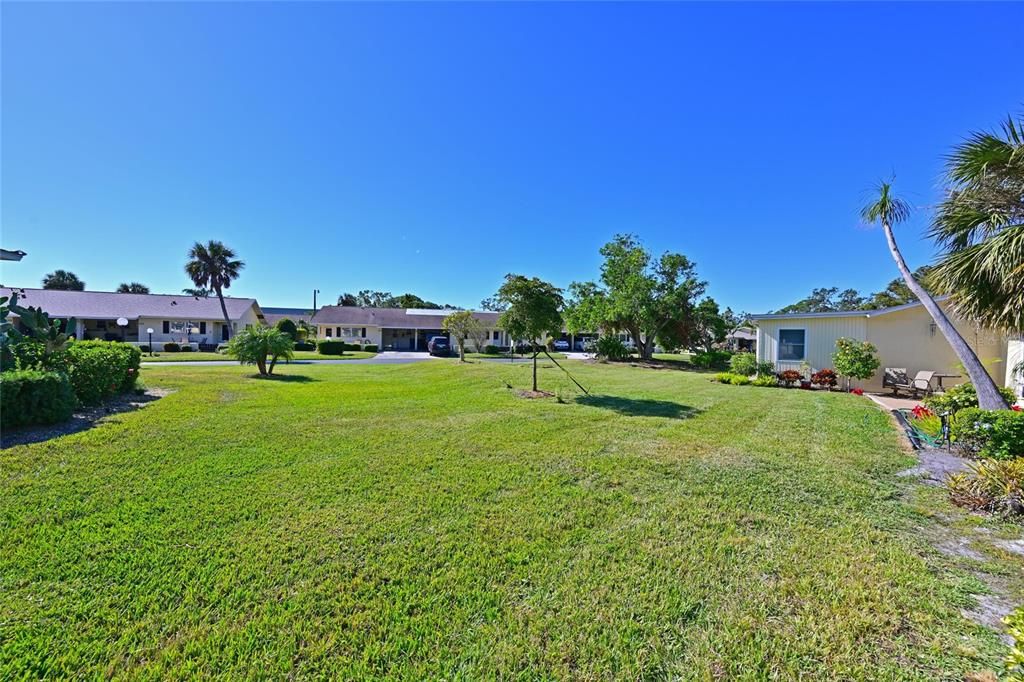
[261,307,314,326]
[748,297,946,323]
[0,287,263,322]
[312,306,502,328]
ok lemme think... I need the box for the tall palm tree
[116,282,150,294]
[185,241,244,340]
[41,270,85,291]
[929,114,1024,333]
[862,182,1008,410]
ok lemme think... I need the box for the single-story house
[1,287,265,350]
[262,307,315,328]
[750,298,1023,398]
[311,307,508,351]
[724,325,756,353]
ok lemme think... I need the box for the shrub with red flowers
[810,368,838,390]
[777,369,802,387]
[911,405,934,420]
[851,388,864,396]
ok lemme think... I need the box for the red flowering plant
[810,368,838,391]
[777,369,802,387]
[911,405,934,420]
[1012,404,1022,412]
[851,387,864,396]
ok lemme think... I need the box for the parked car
[552,339,570,351]
[427,336,451,356]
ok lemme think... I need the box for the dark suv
[427,336,451,356]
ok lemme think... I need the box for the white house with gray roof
[1,287,265,350]
[311,306,509,351]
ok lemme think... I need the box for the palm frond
[860,181,911,226]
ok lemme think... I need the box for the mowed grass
[0,361,1009,678]
[140,350,376,362]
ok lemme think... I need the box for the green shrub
[952,407,1024,460]
[692,350,732,370]
[179,345,193,352]
[162,342,180,353]
[712,372,734,383]
[65,340,142,405]
[729,374,751,386]
[755,361,775,377]
[0,370,76,428]
[316,340,347,355]
[294,341,316,351]
[274,318,299,341]
[946,458,1024,516]
[594,336,630,361]
[728,352,757,376]
[484,344,500,355]
[6,340,69,372]
[753,374,777,387]
[1007,607,1024,680]
[924,382,1018,415]
[362,344,378,353]
[138,345,151,353]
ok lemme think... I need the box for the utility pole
[313,288,320,311]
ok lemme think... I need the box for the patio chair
[883,368,909,395]
[891,370,936,398]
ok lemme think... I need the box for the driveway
[141,351,442,367]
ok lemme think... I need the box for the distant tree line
[336,290,456,309]
[773,266,937,314]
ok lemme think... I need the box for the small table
[933,373,961,391]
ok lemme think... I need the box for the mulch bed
[514,389,555,400]
[1,388,173,449]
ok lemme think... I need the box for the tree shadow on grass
[575,395,701,419]
[256,374,320,383]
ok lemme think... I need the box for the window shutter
[362,328,366,338]
[162,321,170,334]
[337,327,341,337]
[199,321,207,334]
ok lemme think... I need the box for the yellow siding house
[751,299,1021,397]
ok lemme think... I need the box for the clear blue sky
[2,2,1021,313]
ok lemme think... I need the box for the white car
[553,339,570,351]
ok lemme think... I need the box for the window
[169,321,188,334]
[493,330,501,340]
[778,329,806,361]
[199,321,207,334]
[162,321,170,334]
[325,327,332,337]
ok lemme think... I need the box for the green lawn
[140,350,376,362]
[1,361,1016,678]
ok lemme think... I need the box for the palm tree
[929,114,1024,333]
[862,182,1008,410]
[185,241,244,340]
[116,282,150,294]
[41,270,85,291]
[182,287,211,297]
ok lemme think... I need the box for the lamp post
[146,328,154,356]
[313,288,320,311]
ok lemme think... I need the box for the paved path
[141,352,442,367]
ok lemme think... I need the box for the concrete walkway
[141,351,442,367]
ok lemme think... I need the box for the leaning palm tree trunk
[881,218,1008,410]
[215,286,233,341]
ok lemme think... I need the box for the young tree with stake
[495,275,564,392]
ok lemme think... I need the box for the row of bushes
[1,340,141,428]
[315,341,378,355]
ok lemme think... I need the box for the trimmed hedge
[316,340,348,355]
[294,341,316,351]
[362,345,378,353]
[66,340,142,406]
[0,370,76,429]
[162,342,181,352]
